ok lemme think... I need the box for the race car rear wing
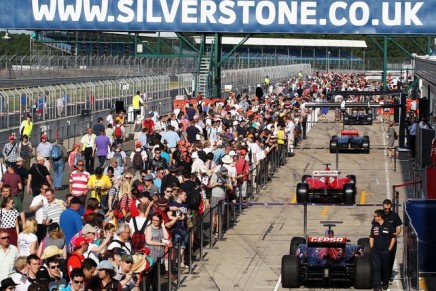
[307,236,347,248]
[340,130,359,136]
[312,170,339,177]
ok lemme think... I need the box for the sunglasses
[0,236,10,240]
[165,190,172,193]
[50,265,60,269]
[125,177,132,180]
[77,164,84,166]
[123,261,133,264]
[73,280,84,284]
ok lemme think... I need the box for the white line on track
[273,275,281,291]
[381,121,391,199]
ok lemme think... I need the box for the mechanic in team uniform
[382,199,402,282]
[370,209,396,291]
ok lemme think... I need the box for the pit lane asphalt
[182,113,409,291]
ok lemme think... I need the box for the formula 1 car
[343,108,373,125]
[296,163,356,204]
[281,222,372,289]
[329,130,370,154]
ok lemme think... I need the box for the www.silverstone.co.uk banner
[0,0,432,34]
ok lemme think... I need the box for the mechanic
[370,209,396,291]
[382,199,402,283]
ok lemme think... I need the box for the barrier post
[336,145,339,170]
[395,191,399,213]
[157,258,161,291]
[188,230,192,274]
[177,240,181,287]
[218,202,223,240]
[199,215,204,261]
[209,208,213,249]
[167,247,173,287]
[239,185,243,214]
[226,200,230,230]
[394,147,397,172]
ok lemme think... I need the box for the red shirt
[130,199,140,218]
[67,251,85,278]
[235,158,249,181]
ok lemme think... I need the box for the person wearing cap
[36,134,52,171]
[190,151,205,174]
[80,128,96,174]
[67,236,90,278]
[85,260,121,290]
[129,141,148,172]
[113,254,139,290]
[83,224,113,264]
[143,174,159,198]
[87,167,112,203]
[59,197,83,252]
[160,166,180,196]
[2,135,19,168]
[0,229,19,281]
[0,277,18,291]
[19,114,33,140]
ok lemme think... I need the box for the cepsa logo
[308,237,347,243]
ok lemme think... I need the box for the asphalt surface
[178,112,410,291]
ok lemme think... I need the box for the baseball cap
[72,236,91,248]
[239,149,247,155]
[113,248,127,256]
[143,174,154,181]
[97,260,115,271]
[135,141,142,148]
[121,254,134,262]
[229,150,237,156]
[156,198,169,207]
[16,157,24,162]
[47,222,60,232]
[82,224,95,235]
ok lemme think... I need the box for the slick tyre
[289,237,306,254]
[281,255,301,288]
[296,183,309,203]
[354,255,372,289]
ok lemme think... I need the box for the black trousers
[84,147,94,173]
[371,250,390,289]
[388,242,397,279]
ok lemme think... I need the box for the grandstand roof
[193,37,367,48]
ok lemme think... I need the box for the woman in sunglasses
[0,196,19,246]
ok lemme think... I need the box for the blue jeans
[52,159,65,188]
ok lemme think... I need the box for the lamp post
[327,50,331,73]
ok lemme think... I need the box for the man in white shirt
[106,111,114,126]
[160,125,180,150]
[107,224,132,254]
[29,183,49,242]
[0,229,19,281]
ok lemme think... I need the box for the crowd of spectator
[0,71,432,290]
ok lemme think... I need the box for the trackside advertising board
[0,0,433,34]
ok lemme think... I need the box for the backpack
[113,151,123,167]
[112,193,128,219]
[394,130,398,140]
[132,150,144,170]
[131,217,149,252]
[184,182,202,211]
[114,125,122,138]
[50,145,62,160]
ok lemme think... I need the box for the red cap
[72,236,92,248]
[135,141,142,148]
[178,141,185,146]
[8,135,14,141]
[239,149,247,155]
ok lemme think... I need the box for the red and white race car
[296,163,356,203]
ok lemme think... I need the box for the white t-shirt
[128,216,150,237]
[17,233,38,257]
[107,235,132,253]
[83,242,100,264]
[29,195,48,224]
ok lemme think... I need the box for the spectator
[107,224,131,253]
[10,256,32,291]
[46,256,68,289]
[50,139,68,191]
[67,236,90,278]
[84,260,121,290]
[81,258,97,284]
[37,225,66,259]
[94,129,111,168]
[0,229,19,281]
[93,117,105,136]
[83,224,113,264]
[107,143,127,170]
[69,160,90,205]
[209,166,232,238]
[0,196,20,246]
[42,188,65,224]
[25,254,40,284]
[87,167,112,203]
[60,197,83,253]
[27,156,52,197]
[0,185,25,226]
[29,183,50,243]
[145,213,169,264]
[129,142,148,172]
[0,278,18,291]
[168,189,189,268]
[13,157,28,202]
[104,158,123,180]
[36,134,52,170]
[60,268,85,291]
[80,128,96,174]
[17,218,38,256]
[3,135,19,168]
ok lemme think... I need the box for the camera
[95,186,102,190]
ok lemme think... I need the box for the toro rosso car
[296,164,356,204]
[281,222,372,289]
[329,130,370,154]
[343,108,373,125]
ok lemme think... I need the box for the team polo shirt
[69,170,90,197]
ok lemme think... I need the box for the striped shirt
[42,199,65,223]
[69,170,90,197]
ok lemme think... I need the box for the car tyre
[343,183,356,204]
[296,183,309,203]
[289,237,306,254]
[346,175,357,185]
[281,255,301,288]
[354,255,372,289]
[330,139,338,154]
[362,136,370,154]
[301,175,312,183]
[357,238,371,256]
